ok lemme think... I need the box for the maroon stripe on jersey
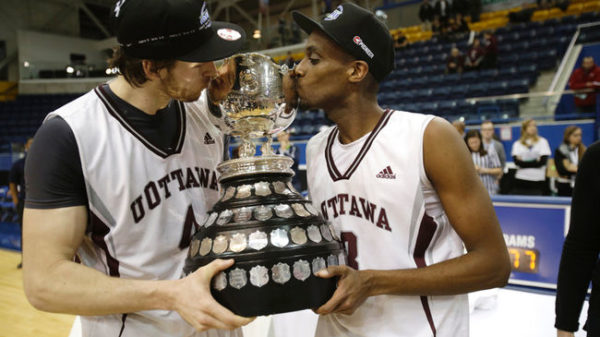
[414,213,438,336]
[89,211,120,277]
[342,109,393,180]
[325,110,394,181]
[94,86,186,159]
[325,127,343,181]
[118,314,128,337]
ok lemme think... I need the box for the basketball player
[286,4,511,336]
[22,0,253,336]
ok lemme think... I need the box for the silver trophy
[210,52,297,180]
[185,53,346,317]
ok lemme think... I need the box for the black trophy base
[212,273,337,317]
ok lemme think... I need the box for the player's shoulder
[50,88,103,120]
[307,125,335,150]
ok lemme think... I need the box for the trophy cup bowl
[184,53,346,317]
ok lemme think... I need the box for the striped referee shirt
[471,151,502,195]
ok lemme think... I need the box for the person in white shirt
[511,119,551,195]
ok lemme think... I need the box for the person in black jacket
[419,0,435,30]
[554,126,585,197]
[555,141,600,337]
[435,0,453,27]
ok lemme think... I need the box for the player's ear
[141,60,162,81]
[347,60,369,84]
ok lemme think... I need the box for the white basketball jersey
[306,110,469,337]
[48,86,241,337]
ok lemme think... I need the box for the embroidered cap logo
[114,0,126,17]
[353,36,374,59]
[199,2,211,29]
[324,5,343,21]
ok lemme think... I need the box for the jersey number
[341,231,359,269]
[179,205,199,249]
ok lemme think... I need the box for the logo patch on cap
[324,5,343,21]
[217,28,242,41]
[199,2,212,29]
[353,36,374,59]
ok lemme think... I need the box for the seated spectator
[465,38,485,71]
[432,16,449,40]
[283,51,295,69]
[568,56,600,114]
[419,0,435,31]
[482,31,498,69]
[465,130,503,195]
[452,119,466,137]
[449,13,470,37]
[554,126,586,196]
[511,119,551,195]
[446,47,465,74]
[394,32,409,49]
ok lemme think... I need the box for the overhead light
[66,66,75,74]
[23,61,30,68]
[253,29,261,39]
[105,68,112,75]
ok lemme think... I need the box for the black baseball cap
[292,3,395,82]
[112,0,246,62]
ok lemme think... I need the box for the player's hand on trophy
[283,68,299,114]
[208,59,236,104]
[172,259,255,331]
[314,265,371,315]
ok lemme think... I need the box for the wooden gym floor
[0,248,74,337]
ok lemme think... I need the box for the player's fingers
[206,298,256,328]
[201,259,234,280]
[315,288,346,315]
[315,265,346,279]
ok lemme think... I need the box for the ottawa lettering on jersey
[320,194,391,232]
[130,167,218,223]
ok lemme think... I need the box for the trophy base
[218,155,295,182]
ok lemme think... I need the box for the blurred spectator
[465,38,485,71]
[290,20,301,44]
[284,51,295,69]
[511,119,551,195]
[465,130,503,195]
[554,141,600,337]
[470,0,482,22]
[278,17,288,46]
[554,126,586,196]
[453,0,470,18]
[432,16,449,40]
[394,32,409,49]
[481,120,506,169]
[419,0,435,31]
[275,129,301,191]
[482,31,498,69]
[452,119,466,137]
[449,13,470,37]
[446,47,465,74]
[9,137,33,269]
[568,56,600,113]
[435,0,453,26]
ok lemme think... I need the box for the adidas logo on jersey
[376,166,396,179]
[204,133,215,144]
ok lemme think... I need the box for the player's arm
[316,117,510,315]
[23,206,252,330]
[8,182,18,207]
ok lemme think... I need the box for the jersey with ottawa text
[306,110,468,337]
[47,88,240,337]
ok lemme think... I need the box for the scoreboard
[492,195,571,289]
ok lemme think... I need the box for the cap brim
[292,11,344,48]
[178,22,246,63]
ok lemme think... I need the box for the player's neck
[328,99,384,144]
[108,76,171,116]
